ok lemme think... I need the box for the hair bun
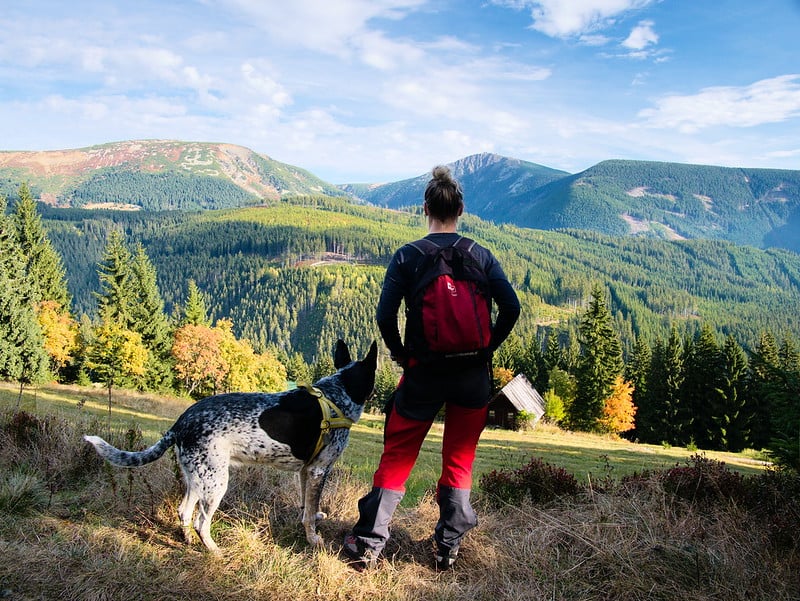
[431,165,453,184]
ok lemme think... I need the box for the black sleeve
[483,252,521,352]
[376,248,410,361]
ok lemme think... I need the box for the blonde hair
[424,165,463,221]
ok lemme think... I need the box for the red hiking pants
[372,402,489,492]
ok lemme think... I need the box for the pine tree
[0,195,49,390]
[129,243,173,390]
[682,324,721,448]
[748,331,780,450]
[638,328,686,445]
[12,183,71,307]
[95,229,134,326]
[709,334,749,451]
[182,279,210,326]
[570,284,624,431]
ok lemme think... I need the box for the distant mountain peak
[0,139,344,209]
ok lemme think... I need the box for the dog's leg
[177,475,199,544]
[193,456,230,554]
[300,465,329,547]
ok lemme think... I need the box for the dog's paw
[307,533,325,547]
[315,511,327,520]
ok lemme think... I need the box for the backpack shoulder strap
[407,238,441,255]
[452,236,476,254]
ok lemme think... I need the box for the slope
[42,197,800,361]
[0,140,345,209]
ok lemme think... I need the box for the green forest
[1,188,799,465]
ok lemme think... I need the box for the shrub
[660,454,746,505]
[480,456,580,506]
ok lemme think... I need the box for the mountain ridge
[3,140,799,251]
[0,139,343,209]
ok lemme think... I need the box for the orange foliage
[172,324,228,396]
[599,376,637,434]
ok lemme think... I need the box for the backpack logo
[406,237,491,361]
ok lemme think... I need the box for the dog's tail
[84,430,176,468]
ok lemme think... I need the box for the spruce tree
[748,331,780,449]
[95,229,134,326]
[182,279,210,326]
[709,334,749,452]
[12,183,70,307]
[625,337,651,438]
[638,328,685,445]
[129,243,173,390]
[571,284,624,431]
[682,324,721,448]
[0,196,49,389]
[767,336,800,469]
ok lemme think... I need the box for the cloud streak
[639,75,800,132]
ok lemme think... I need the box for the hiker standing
[344,165,521,569]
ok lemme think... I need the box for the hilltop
[0,140,344,210]
[3,140,800,251]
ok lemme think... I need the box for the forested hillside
[5,141,800,251]
[0,140,344,209]
[41,196,800,361]
[4,189,800,455]
[346,156,800,253]
[514,160,800,250]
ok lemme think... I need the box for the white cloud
[497,0,653,38]
[639,75,800,132]
[220,0,425,59]
[622,20,658,50]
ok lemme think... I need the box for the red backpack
[405,237,492,361]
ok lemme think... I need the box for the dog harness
[299,384,354,463]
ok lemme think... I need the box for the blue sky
[2,1,799,183]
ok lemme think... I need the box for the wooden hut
[487,374,545,429]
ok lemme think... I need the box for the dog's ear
[333,339,351,369]
[364,340,378,369]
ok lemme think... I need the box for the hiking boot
[342,533,379,570]
[434,545,459,571]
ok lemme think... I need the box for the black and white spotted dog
[84,339,377,554]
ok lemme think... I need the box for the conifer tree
[0,195,49,390]
[570,284,624,431]
[182,279,210,326]
[129,243,173,390]
[748,331,780,449]
[12,183,71,307]
[626,337,651,439]
[95,229,134,326]
[682,324,721,448]
[767,336,800,469]
[709,334,749,451]
[638,328,686,445]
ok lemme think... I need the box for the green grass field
[1,380,767,504]
[2,381,797,601]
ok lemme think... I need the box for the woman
[343,165,521,570]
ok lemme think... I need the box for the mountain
[341,152,569,222]
[514,160,800,250]
[0,140,344,210]
[344,155,800,253]
[4,140,800,252]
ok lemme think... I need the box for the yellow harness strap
[299,384,354,463]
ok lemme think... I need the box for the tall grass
[1,384,797,600]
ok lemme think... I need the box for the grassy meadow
[1,382,798,600]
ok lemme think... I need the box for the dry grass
[1,388,798,600]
